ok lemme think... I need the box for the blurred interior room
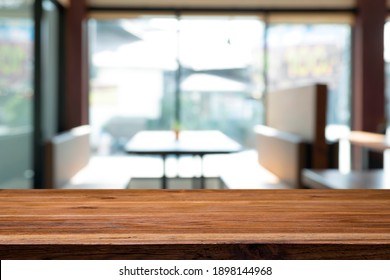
[2,0,390,261]
[1,0,390,190]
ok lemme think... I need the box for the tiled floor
[62,150,285,189]
[127,177,222,189]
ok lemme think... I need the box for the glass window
[41,0,61,140]
[267,24,352,131]
[90,15,352,153]
[89,16,178,154]
[0,0,34,189]
[89,15,264,153]
[179,16,264,148]
[385,19,390,126]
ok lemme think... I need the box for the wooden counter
[347,131,390,151]
[1,189,390,259]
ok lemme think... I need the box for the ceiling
[56,0,390,9]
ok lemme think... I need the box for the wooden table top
[125,130,242,155]
[347,131,390,151]
[1,189,390,247]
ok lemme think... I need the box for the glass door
[0,0,35,188]
[89,15,178,155]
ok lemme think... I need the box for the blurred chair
[257,84,338,188]
[221,84,337,189]
[45,125,91,188]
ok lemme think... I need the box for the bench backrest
[45,126,91,188]
[256,84,330,187]
[255,125,306,187]
[266,84,327,144]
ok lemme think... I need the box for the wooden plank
[347,131,390,151]
[0,189,390,259]
[2,244,390,260]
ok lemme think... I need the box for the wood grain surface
[1,189,390,259]
[347,131,390,151]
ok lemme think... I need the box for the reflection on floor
[127,178,222,189]
[62,150,287,190]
